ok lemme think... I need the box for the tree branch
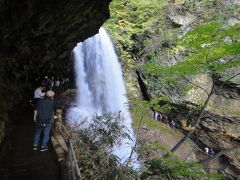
[225,72,240,82]
[184,145,198,162]
[226,54,240,64]
[184,76,210,96]
[125,115,143,166]
[170,78,215,153]
[205,47,212,64]
[198,146,240,164]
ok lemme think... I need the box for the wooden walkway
[0,107,60,180]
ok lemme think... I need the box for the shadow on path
[0,106,60,180]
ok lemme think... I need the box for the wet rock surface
[0,0,111,110]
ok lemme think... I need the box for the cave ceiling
[0,0,111,82]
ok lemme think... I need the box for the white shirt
[205,147,209,154]
[34,88,45,99]
[55,80,60,87]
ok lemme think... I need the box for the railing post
[51,108,81,179]
[56,109,63,120]
[53,109,63,136]
[52,108,67,160]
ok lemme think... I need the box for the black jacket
[36,97,55,124]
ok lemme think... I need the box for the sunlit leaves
[141,21,240,86]
[180,21,240,66]
[74,113,137,179]
[105,0,167,63]
[142,155,223,179]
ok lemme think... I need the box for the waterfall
[67,27,139,169]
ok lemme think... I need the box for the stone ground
[0,106,60,180]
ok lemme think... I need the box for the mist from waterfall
[67,27,139,169]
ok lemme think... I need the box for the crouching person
[33,90,55,151]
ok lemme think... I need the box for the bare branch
[125,115,144,166]
[225,72,240,82]
[205,47,212,64]
[167,173,172,180]
[170,78,215,153]
[184,145,198,162]
[198,146,240,164]
[226,54,240,64]
[184,76,210,96]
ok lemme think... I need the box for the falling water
[67,27,139,169]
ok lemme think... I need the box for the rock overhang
[0,0,112,108]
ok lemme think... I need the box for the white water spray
[67,27,139,169]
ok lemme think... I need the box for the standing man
[33,90,55,151]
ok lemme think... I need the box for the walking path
[0,107,60,180]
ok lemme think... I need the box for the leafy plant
[105,1,240,179]
[141,154,224,179]
[72,112,137,179]
[140,21,240,98]
[105,0,167,66]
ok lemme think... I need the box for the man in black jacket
[33,90,55,151]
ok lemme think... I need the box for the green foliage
[129,98,155,128]
[151,141,170,153]
[180,22,240,71]
[149,96,172,111]
[128,98,222,179]
[88,112,131,147]
[106,0,240,101]
[72,100,222,179]
[140,21,240,88]
[184,21,239,71]
[129,97,172,130]
[130,97,171,117]
[73,113,137,179]
[105,1,239,179]
[105,0,167,64]
[141,155,224,179]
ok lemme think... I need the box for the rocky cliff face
[151,3,240,175]
[105,0,239,179]
[169,102,240,178]
[0,0,111,147]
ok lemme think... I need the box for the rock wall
[170,104,240,178]
[0,0,111,81]
[0,0,112,148]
